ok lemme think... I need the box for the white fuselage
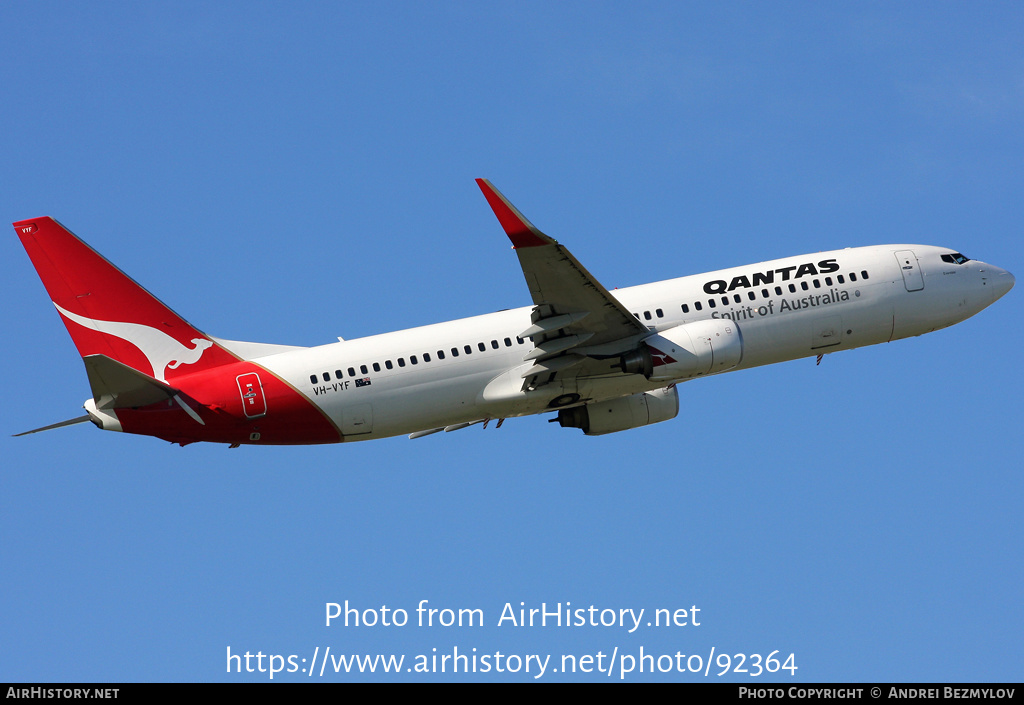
[251,244,1011,441]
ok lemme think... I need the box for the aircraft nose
[992,267,1015,302]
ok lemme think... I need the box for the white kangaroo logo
[54,303,213,382]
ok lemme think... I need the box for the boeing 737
[13,180,1015,445]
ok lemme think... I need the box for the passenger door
[895,250,925,292]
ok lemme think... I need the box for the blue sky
[2,2,1021,682]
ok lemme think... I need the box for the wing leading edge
[475,179,649,390]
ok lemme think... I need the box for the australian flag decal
[355,378,372,387]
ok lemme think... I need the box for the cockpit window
[941,253,970,265]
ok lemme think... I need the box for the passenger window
[373,362,381,372]
[775,286,783,295]
[491,340,498,349]
[837,275,845,284]
[464,345,472,354]
[504,337,512,347]
[309,375,317,384]
[437,350,445,360]
[708,299,717,308]
[850,272,858,282]
[656,308,663,318]
[424,353,431,362]
[761,289,769,298]
[335,369,343,379]
[861,270,869,280]
[451,348,459,357]
[322,373,330,382]
[747,291,756,301]
[411,355,418,364]
[644,311,651,320]
[681,303,690,313]
[825,277,832,286]
[478,342,486,352]
[360,365,368,374]
[788,284,796,293]
[694,301,702,311]
[385,360,393,370]
[801,281,809,291]
[398,358,406,367]
[734,294,742,304]
[348,367,356,377]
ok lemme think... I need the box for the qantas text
[703,259,840,294]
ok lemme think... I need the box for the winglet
[475,179,553,248]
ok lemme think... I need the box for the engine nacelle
[555,386,679,436]
[616,318,743,382]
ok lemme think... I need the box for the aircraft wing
[476,179,649,389]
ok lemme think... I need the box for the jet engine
[554,386,679,435]
[616,318,743,382]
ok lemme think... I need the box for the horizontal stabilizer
[14,415,91,437]
[83,354,179,409]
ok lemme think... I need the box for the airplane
[13,179,1015,446]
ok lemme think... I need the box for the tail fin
[14,217,238,382]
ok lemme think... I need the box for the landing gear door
[895,250,924,292]
[237,372,267,418]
